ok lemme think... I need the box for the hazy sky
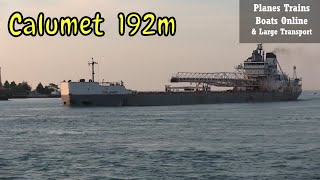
[0,0,319,90]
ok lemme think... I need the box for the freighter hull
[62,91,302,107]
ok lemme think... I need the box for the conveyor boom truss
[171,72,260,87]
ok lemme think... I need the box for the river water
[0,91,319,179]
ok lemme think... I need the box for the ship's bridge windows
[244,62,266,66]
[244,62,266,70]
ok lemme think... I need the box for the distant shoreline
[10,95,61,99]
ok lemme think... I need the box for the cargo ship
[61,44,302,106]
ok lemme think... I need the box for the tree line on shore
[0,81,59,96]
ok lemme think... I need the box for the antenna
[293,66,297,79]
[88,58,98,82]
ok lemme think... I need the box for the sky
[0,0,319,90]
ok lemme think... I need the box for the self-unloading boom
[170,72,259,87]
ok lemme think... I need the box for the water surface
[0,91,319,179]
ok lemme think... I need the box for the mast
[0,67,2,86]
[88,58,98,82]
[293,66,297,79]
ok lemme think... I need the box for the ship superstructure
[61,44,302,106]
[169,44,301,93]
